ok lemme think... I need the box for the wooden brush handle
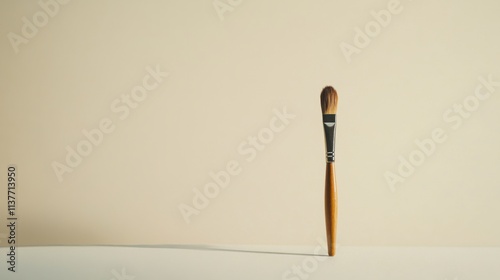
[325,162,337,256]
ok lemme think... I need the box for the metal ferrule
[323,114,336,162]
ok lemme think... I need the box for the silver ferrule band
[323,114,336,162]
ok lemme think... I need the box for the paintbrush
[320,86,338,256]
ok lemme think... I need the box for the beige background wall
[0,0,499,247]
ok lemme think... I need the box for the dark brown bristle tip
[320,86,338,114]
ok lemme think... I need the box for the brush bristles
[321,86,338,114]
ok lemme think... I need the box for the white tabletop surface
[0,245,499,280]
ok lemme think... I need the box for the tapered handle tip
[328,246,335,256]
